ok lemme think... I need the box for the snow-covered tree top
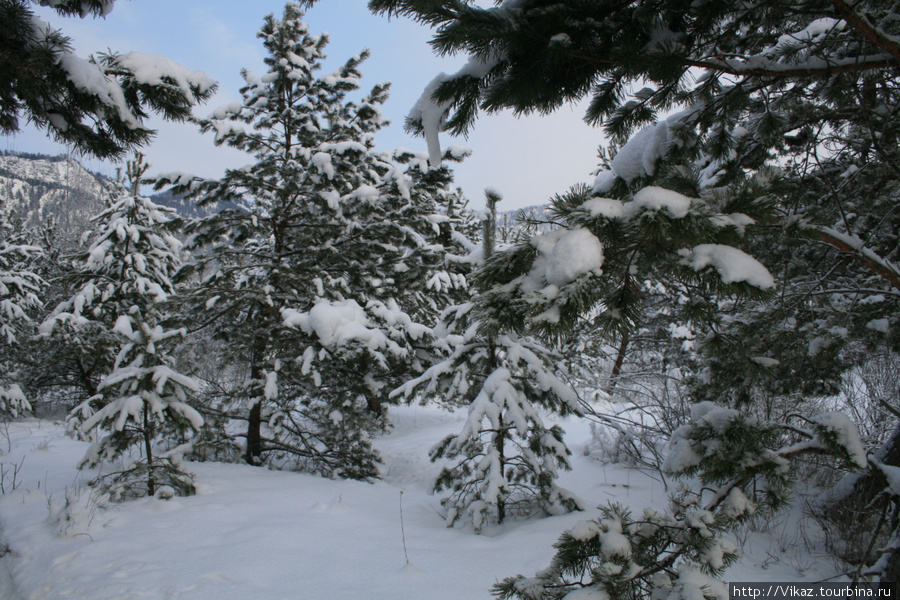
[42,154,184,335]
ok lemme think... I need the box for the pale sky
[4,0,604,210]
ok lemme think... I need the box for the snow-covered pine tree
[2,0,216,159]
[42,154,203,498]
[15,214,104,410]
[360,0,899,381]
[394,190,583,532]
[365,0,899,399]
[0,209,43,417]
[39,216,129,408]
[157,3,467,478]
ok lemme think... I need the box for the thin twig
[399,490,411,565]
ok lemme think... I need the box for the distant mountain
[495,205,557,244]
[146,188,214,221]
[0,151,108,241]
[0,151,552,248]
[0,152,211,241]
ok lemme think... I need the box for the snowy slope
[0,153,107,238]
[0,406,838,600]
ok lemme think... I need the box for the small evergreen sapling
[395,190,583,532]
[422,330,584,531]
[79,308,203,499]
[43,154,203,498]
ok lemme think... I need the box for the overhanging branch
[817,228,900,291]
[831,0,900,64]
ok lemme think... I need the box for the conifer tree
[14,215,101,410]
[379,0,896,349]
[42,154,203,498]
[0,209,43,417]
[394,190,583,532]
[359,0,898,361]
[77,305,203,499]
[158,3,467,477]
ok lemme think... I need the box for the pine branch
[815,227,900,290]
[830,0,900,64]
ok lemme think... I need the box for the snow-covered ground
[0,405,838,600]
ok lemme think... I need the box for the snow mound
[582,187,693,220]
[610,120,670,183]
[812,412,867,468]
[630,186,691,218]
[544,228,604,287]
[681,244,775,290]
[517,228,604,296]
[307,299,389,350]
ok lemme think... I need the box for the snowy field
[0,405,838,600]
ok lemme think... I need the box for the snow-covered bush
[0,385,31,421]
[47,483,109,537]
[494,402,867,599]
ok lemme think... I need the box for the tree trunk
[366,396,382,414]
[76,357,98,398]
[143,403,155,497]
[245,339,266,465]
[607,331,630,393]
[832,423,900,508]
[487,335,506,524]
[496,421,506,525]
[245,324,269,466]
[246,400,263,465]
